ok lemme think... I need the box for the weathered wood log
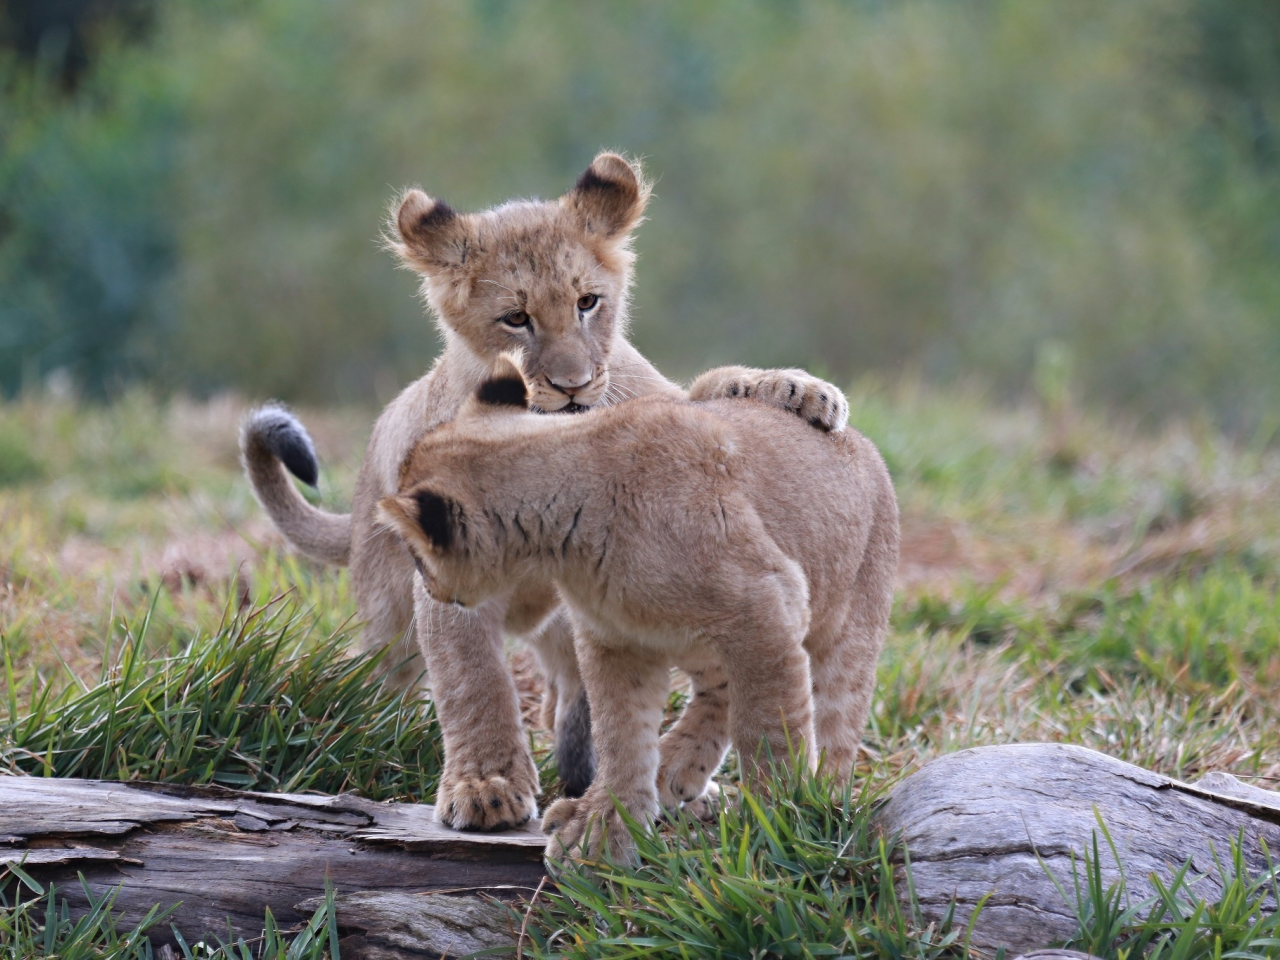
[293,891,523,959]
[8,745,1278,957]
[0,777,545,955]
[874,743,1280,956]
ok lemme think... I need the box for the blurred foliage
[1,0,1279,425]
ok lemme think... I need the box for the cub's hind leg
[352,520,421,692]
[708,560,816,788]
[809,504,898,781]
[657,656,731,817]
[808,624,880,782]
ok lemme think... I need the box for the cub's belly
[559,593,708,659]
[503,580,559,636]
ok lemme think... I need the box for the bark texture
[7,744,1278,956]
[0,777,545,953]
[874,743,1280,955]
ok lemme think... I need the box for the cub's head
[387,151,649,413]
[376,354,541,608]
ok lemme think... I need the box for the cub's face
[389,152,649,413]
[436,218,621,411]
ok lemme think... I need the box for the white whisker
[611,372,667,384]
[478,279,521,305]
[479,278,520,297]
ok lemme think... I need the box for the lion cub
[377,356,899,861]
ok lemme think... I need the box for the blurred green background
[2,0,1278,430]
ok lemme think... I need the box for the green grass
[525,789,1280,960]
[1057,824,1280,959]
[1,384,1279,957]
[895,563,1280,694]
[2,600,442,800]
[0,864,342,959]
[523,762,965,960]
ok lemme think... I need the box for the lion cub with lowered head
[377,355,899,861]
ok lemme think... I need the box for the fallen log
[6,745,1277,957]
[0,777,545,956]
[874,743,1280,956]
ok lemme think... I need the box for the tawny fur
[240,152,853,831]
[378,357,900,862]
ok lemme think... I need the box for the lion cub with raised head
[378,355,899,861]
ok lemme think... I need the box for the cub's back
[694,399,894,613]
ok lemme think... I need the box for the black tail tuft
[248,405,320,487]
[556,687,596,798]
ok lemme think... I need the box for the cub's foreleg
[415,580,540,831]
[542,633,668,864]
[657,656,731,817]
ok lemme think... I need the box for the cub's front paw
[689,366,849,432]
[542,793,644,865]
[658,756,713,811]
[664,780,721,822]
[435,772,539,831]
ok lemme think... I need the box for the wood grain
[0,777,545,951]
[8,745,1278,955]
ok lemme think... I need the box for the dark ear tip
[476,375,529,408]
[413,489,455,550]
[397,191,457,241]
[575,160,636,198]
[569,155,646,237]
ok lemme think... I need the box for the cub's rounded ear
[376,490,458,553]
[563,152,650,239]
[475,352,530,410]
[387,188,475,274]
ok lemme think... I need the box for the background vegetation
[2,0,1279,428]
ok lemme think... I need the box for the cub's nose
[550,373,593,397]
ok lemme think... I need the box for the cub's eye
[576,293,599,312]
[500,310,530,329]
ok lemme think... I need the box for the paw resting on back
[747,370,849,432]
[435,771,539,831]
[688,366,849,432]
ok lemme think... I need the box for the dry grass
[2,380,1278,789]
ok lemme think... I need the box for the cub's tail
[556,688,596,799]
[240,405,352,566]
